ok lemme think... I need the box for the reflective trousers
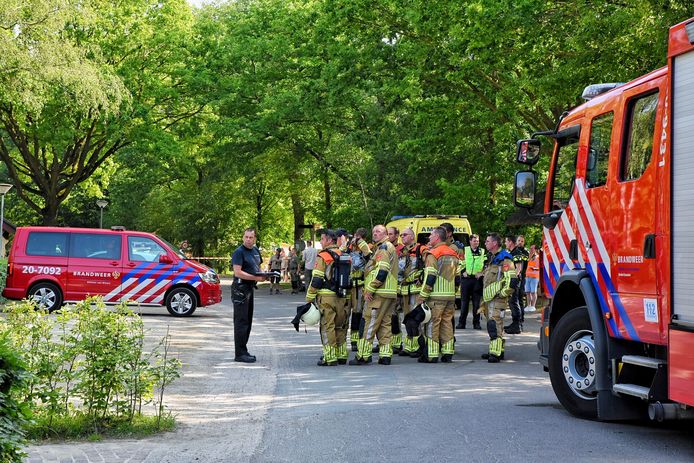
[357,295,395,359]
[423,299,455,360]
[318,294,349,362]
[350,285,365,343]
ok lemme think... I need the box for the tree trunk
[291,193,305,250]
[323,172,332,228]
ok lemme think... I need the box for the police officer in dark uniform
[231,227,267,363]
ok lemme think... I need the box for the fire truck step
[613,383,650,400]
[621,355,667,369]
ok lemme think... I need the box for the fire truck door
[611,88,661,330]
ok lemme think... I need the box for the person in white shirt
[302,240,317,292]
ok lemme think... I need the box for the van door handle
[110,261,119,266]
[126,262,137,268]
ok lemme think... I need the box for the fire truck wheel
[548,306,598,419]
[29,282,63,313]
[166,287,197,317]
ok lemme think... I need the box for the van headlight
[199,270,220,284]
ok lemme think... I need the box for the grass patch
[27,412,176,442]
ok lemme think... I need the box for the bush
[0,332,31,463]
[0,257,7,303]
[0,298,180,440]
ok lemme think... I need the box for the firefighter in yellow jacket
[350,225,398,365]
[417,226,459,363]
[479,232,518,363]
[348,227,372,351]
[307,229,349,366]
[397,227,426,357]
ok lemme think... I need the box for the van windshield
[159,237,187,259]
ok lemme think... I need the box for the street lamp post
[96,199,108,228]
[0,183,12,259]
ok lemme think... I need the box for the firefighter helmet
[301,302,321,326]
[414,302,431,324]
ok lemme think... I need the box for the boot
[487,354,501,363]
[440,354,453,363]
[337,359,347,365]
[481,351,505,360]
[317,358,337,366]
[348,356,372,365]
[504,323,522,334]
[418,356,438,363]
[378,357,391,365]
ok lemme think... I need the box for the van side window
[550,134,579,209]
[70,233,121,259]
[586,112,613,188]
[26,232,69,257]
[128,236,166,263]
[621,91,659,181]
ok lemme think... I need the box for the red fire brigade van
[513,18,694,421]
[2,226,222,317]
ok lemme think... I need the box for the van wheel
[548,306,599,419]
[29,282,63,312]
[166,288,197,317]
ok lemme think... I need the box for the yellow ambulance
[385,215,472,245]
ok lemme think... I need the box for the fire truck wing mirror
[516,139,541,166]
[514,170,537,209]
[159,253,173,264]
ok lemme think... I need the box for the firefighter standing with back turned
[307,229,349,366]
[350,225,398,365]
[348,228,372,351]
[480,233,518,363]
[397,227,426,357]
[417,226,459,363]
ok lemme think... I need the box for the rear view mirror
[516,139,541,166]
[514,171,537,209]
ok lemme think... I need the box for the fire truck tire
[29,282,63,313]
[548,306,598,419]
[166,287,197,317]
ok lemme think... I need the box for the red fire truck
[513,18,694,421]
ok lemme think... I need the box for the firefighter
[480,233,518,363]
[504,235,525,334]
[387,226,405,353]
[440,222,465,335]
[350,225,398,365]
[348,227,371,351]
[417,226,459,363]
[457,234,484,329]
[397,227,426,357]
[307,229,349,366]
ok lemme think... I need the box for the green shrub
[0,257,7,303]
[0,332,31,463]
[0,298,180,440]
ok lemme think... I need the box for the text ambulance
[3,226,222,317]
[513,18,694,421]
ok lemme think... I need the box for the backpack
[322,249,353,297]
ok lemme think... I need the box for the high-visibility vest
[526,255,540,279]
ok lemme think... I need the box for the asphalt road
[25,284,694,462]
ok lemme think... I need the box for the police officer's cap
[317,228,337,241]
